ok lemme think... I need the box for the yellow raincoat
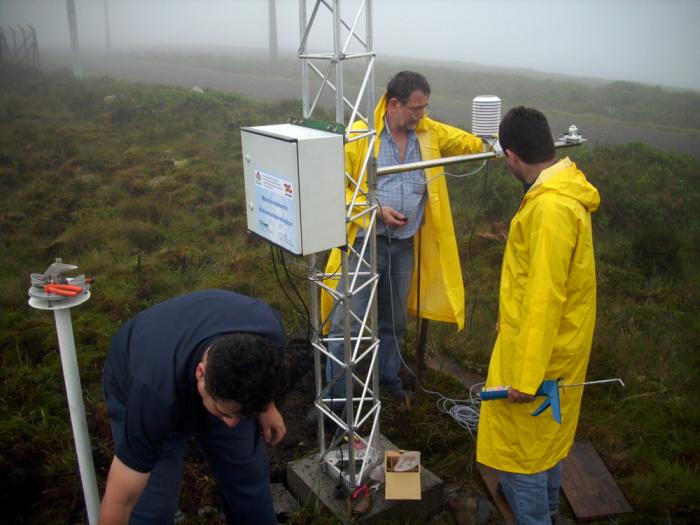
[321,94,483,331]
[477,158,600,474]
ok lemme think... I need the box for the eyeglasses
[403,103,429,117]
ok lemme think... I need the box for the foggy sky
[1,0,699,91]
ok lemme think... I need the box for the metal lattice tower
[298,0,381,490]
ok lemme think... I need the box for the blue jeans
[104,390,276,525]
[326,235,414,400]
[498,462,562,525]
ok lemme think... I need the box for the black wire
[270,245,315,344]
[466,160,490,272]
[465,160,491,336]
[274,250,340,283]
[378,151,493,390]
[321,254,345,286]
[278,248,314,344]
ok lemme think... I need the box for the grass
[1,62,699,524]
[130,49,700,133]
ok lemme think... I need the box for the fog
[1,0,699,91]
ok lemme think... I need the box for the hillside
[41,47,700,161]
[0,64,698,524]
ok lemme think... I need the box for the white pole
[53,308,100,525]
[66,0,82,78]
[268,0,278,61]
[104,0,112,53]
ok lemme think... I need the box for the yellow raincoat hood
[477,158,600,474]
[320,93,483,332]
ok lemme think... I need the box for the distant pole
[66,0,82,78]
[268,0,278,61]
[18,26,29,63]
[29,25,41,69]
[9,26,17,60]
[103,0,111,54]
[0,29,6,62]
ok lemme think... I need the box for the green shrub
[118,198,172,226]
[631,221,683,277]
[1,62,698,524]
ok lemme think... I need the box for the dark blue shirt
[102,289,286,472]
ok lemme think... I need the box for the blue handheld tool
[479,378,624,424]
[529,380,561,423]
[480,380,562,423]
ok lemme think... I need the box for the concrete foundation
[272,482,300,521]
[287,434,444,523]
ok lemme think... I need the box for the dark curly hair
[204,333,280,416]
[499,106,555,164]
[386,71,431,104]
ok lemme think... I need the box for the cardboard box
[384,451,421,500]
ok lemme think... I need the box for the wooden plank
[480,440,633,524]
[429,355,632,521]
[477,464,516,525]
[561,439,633,521]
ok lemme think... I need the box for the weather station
[239,1,591,523]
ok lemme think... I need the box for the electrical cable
[277,248,314,344]
[387,258,485,437]
[383,159,494,340]
[279,250,342,284]
[464,160,491,336]
[366,197,481,437]
[379,160,488,192]
[378,156,493,437]
[268,137,500,491]
[271,246,356,449]
[270,245,316,343]
[271,246,347,464]
[467,160,490,272]
[350,171,493,436]
[434,382,485,439]
[274,143,496,439]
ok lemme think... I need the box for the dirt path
[43,49,700,161]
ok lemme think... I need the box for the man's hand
[99,456,149,525]
[379,206,408,228]
[507,387,535,404]
[258,401,286,446]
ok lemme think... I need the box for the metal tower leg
[298,0,379,491]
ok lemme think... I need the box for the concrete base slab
[272,482,300,517]
[287,433,444,523]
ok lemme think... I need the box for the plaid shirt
[370,123,426,239]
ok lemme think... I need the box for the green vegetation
[135,50,700,132]
[435,72,700,131]
[1,63,698,524]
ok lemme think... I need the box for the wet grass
[1,63,699,524]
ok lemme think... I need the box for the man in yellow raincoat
[476,107,600,524]
[322,71,483,403]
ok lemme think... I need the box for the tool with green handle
[479,378,625,424]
